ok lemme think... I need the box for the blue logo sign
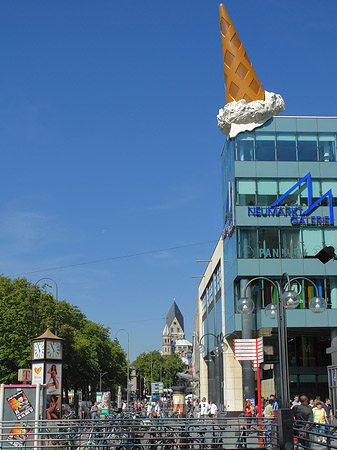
[248,173,334,226]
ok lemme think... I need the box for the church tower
[162,323,171,355]
[162,301,186,355]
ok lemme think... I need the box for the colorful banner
[46,363,62,420]
[6,422,32,448]
[7,391,34,420]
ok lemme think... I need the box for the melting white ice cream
[217,91,285,138]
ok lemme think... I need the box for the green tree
[0,275,127,399]
[132,350,185,390]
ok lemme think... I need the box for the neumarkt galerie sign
[247,173,334,226]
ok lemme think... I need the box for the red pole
[256,339,263,448]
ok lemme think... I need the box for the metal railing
[293,419,337,450]
[0,416,277,449]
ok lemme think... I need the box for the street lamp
[114,329,130,409]
[99,371,108,392]
[35,278,59,336]
[315,246,337,264]
[197,332,239,405]
[239,273,327,409]
[198,332,239,356]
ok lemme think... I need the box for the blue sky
[1,0,337,360]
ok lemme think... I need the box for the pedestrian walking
[312,401,329,443]
[293,395,313,448]
[194,400,201,420]
[263,399,274,445]
[147,402,152,418]
[291,395,301,408]
[209,401,218,420]
[90,402,100,420]
[322,398,333,432]
[154,400,161,418]
[200,397,208,420]
[244,400,253,417]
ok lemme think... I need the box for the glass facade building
[221,116,337,401]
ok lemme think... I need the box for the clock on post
[31,328,63,419]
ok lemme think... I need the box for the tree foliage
[132,350,185,389]
[0,276,126,398]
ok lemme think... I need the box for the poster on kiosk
[1,384,41,449]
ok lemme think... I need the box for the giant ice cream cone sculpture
[217,4,285,137]
[219,3,264,104]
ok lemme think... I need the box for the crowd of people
[243,393,334,446]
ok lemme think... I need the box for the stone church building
[162,301,192,359]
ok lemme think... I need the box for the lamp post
[239,273,327,409]
[114,329,130,409]
[197,332,238,405]
[35,277,59,336]
[99,371,108,392]
[239,274,327,450]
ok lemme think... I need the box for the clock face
[33,341,45,359]
[46,340,62,359]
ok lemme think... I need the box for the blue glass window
[216,298,222,335]
[257,179,278,205]
[276,132,297,161]
[302,228,323,257]
[238,228,258,258]
[255,133,276,161]
[297,133,318,161]
[278,179,299,206]
[236,179,256,205]
[280,229,302,258]
[235,132,254,161]
[319,134,336,162]
[321,180,337,207]
[258,229,280,258]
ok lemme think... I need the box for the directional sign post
[234,337,264,434]
[234,336,264,447]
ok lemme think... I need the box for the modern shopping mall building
[193,115,337,411]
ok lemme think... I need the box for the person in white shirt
[210,401,218,419]
[154,401,161,418]
[147,402,152,417]
[199,397,208,419]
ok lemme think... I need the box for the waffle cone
[219,3,264,104]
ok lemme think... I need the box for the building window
[238,228,258,258]
[235,132,254,161]
[257,179,278,205]
[278,179,299,206]
[171,328,173,333]
[276,132,297,161]
[280,229,302,258]
[302,228,323,257]
[236,179,256,205]
[177,327,180,332]
[300,179,321,207]
[255,133,276,161]
[297,133,318,161]
[258,228,280,258]
[319,134,336,162]
[321,180,337,206]
[324,228,337,255]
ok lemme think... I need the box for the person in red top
[245,400,253,417]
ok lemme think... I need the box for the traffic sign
[151,382,164,394]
